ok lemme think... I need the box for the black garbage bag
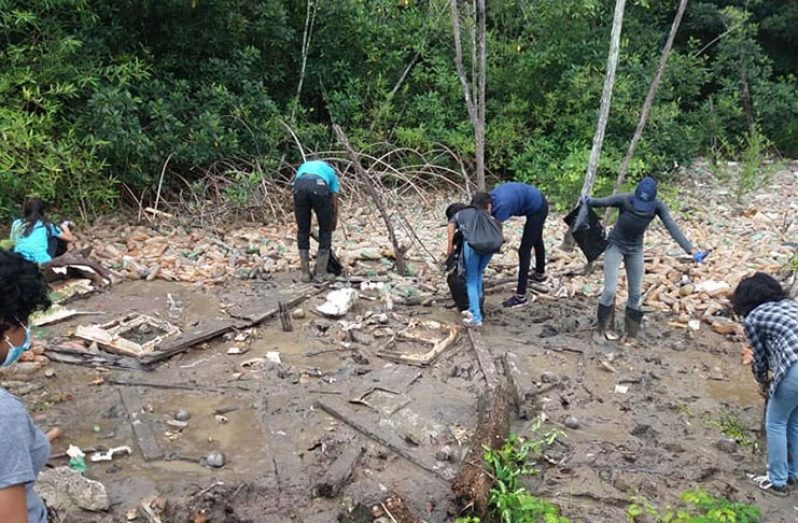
[446,249,485,314]
[328,248,343,276]
[564,203,609,262]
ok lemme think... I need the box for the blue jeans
[463,243,492,323]
[599,243,644,311]
[766,362,798,486]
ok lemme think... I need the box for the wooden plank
[141,318,235,364]
[314,441,365,498]
[502,352,536,419]
[316,398,452,482]
[467,329,498,390]
[118,388,164,462]
[376,326,459,366]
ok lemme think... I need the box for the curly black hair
[730,272,787,318]
[445,202,468,220]
[0,250,51,338]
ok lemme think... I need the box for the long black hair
[0,251,50,338]
[730,272,788,318]
[21,198,49,237]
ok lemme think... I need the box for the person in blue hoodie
[583,177,708,339]
[489,182,549,309]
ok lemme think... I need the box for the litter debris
[175,409,191,422]
[67,445,87,473]
[226,346,248,355]
[75,313,180,358]
[206,450,225,468]
[614,384,630,394]
[91,446,133,462]
[266,351,282,364]
[317,288,359,317]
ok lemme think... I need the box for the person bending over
[447,193,498,327]
[731,272,798,496]
[489,182,549,309]
[293,160,340,282]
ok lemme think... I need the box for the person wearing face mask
[0,251,56,522]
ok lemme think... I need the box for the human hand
[580,195,590,206]
[692,250,710,263]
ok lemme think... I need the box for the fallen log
[314,442,365,498]
[44,253,114,285]
[451,383,511,516]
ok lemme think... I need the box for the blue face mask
[3,322,32,367]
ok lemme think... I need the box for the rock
[206,450,225,468]
[37,466,111,512]
[564,416,580,430]
[292,308,306,320]
[541,371,558,384]
[435,446,453,462]
[44,368,56,378]
[678,284,695,297]
[716,438,737,453]
[376,313,389,325]
[175,409,191,422]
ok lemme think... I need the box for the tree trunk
[451,383,511,516]
[449,0,487,191]
[580,0,627,198]
[562,0,626,251]
[332,125,409,275]
[603,0,689,225]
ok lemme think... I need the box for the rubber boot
[298,250,312,283]
[597,303,620,341]
[314,249,334,282]
[625,307,644,339]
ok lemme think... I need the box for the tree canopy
[1,0,796,217]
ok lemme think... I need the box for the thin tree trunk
[563,0,626,251]
[333,125,409,275]
[449,0,486,191]
[291,0,316,123]
[603,0,688,225]
[580,0,627,198]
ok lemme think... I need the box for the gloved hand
[692,250,710,263]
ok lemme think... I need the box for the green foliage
[1,0,797,219]
[711,409,757,449]
[472,420,569,523]
[710,125,782,202]
[627,489,760,522]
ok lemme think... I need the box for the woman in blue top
[10,199,74,264]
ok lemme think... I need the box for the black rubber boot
[314,249,334,282]
[597,303,619,340]
[299,250,312,283]
[625,307,644,339]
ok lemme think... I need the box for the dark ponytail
[22,198,49,237]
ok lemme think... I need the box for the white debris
[316,288,359,317]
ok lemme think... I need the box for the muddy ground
[4,264,795,523]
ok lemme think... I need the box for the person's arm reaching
[745,316,770,388]
[57,222,75,243]
[655,202,693,255]
[584,194,626,208]
[446,223,456,257]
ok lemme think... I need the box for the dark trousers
[293,175,333,251]
[517,196,549,296]
[48,237,68,258]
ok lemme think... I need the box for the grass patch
[627,489,760,522]
[711,409,758,450]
